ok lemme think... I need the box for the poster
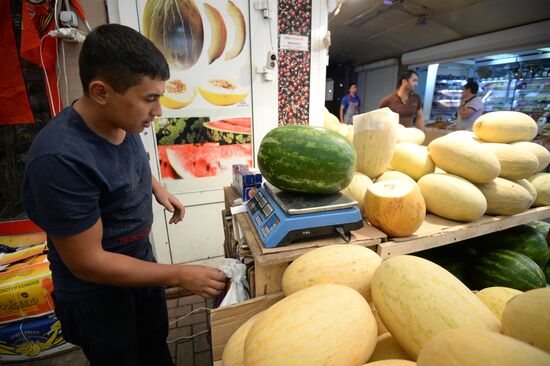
[278,0,312,125]
[137,0,253,193]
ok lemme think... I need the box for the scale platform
[246,183,364,248]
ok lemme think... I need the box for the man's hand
[177,265,226,298]
[152,176,185,224]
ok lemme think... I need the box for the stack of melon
[221,246,550,365]
[419,111,550,222]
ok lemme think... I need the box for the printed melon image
[204,118,251,144]
[162,143,252,179]
[160,79,197,109]
[198,78,249,106]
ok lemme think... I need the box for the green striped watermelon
[526,221,550,237]
[470,225,549,269]
[257,125,356,194]
[472,249,546,291]
[545,262,550,284]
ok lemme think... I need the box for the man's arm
[53,217,226,298]
[339,104,345,123]
[377,96,389,109]
[152,176,185,224]
[416,108,426,130]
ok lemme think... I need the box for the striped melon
[341,172,374,217]
[257,125,356,194]
[514,178,537,206]
[244,284,377,366]
[473,111,538,143]
[282,245,382,301]
[417,328,550,366]
[511,141,550,172]
[528,173,550,206]
[417,173,487,222]
[397,127,425,145]
[370,302,388,335]
[472,249,546,291]
[483,143,539,180]
[353,108,399,179]
[222,311,264,366]
[475,287,522,321]
[390,143,435,181]
[363,361,416,366]
[475,177,533,216]
[502,288,550,353]
[369,333,412,362]
[428,136,501,183]
[366,180,425,237]
[372,255,500,359]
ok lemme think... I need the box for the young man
[378,70,425,129]
[340,82,361,124]
[22,24,225,365]
[456,81,484,130]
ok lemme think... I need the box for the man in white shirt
[456,81,484,130]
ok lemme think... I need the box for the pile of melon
[323,107,550,238]
[221,244,550,365]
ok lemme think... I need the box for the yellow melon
[528,173,550,206]
[511,141,550,172]
[484,143,539,180]
[369,333,412,362]
[476,177,533,215]
[390,143,435,181]
[244,284,377,366]
[475,287,522,321]
[397,127,425,145]
[222,311,264,366]
[473,111,538,143]
[341,172,373,217]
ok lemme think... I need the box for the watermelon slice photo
[203,117,251,144]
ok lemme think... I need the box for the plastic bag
[219,258,250,307]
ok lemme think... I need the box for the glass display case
[430,75,467,123]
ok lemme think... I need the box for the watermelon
[469,225,549,269]
[544,262,550,284]
[472,249,546,291]
[415,244,475,287]
[257,125,356,194]
[526,221,550,237]
[204,118,252,145]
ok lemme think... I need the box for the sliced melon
[198,78,249,106]
[160,79,197,109]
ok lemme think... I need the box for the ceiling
[328,0,550,66]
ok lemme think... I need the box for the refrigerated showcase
[429,75,467,123]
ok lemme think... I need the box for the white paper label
[279,34,309,51]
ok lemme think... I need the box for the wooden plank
[210,292,284,361]
[254,262,289,296]
[377,206,550,259]
[224,186,240,211]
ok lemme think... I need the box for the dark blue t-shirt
[23,107,154,301]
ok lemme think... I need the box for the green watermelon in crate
[526,220,550,237]
[469,225,549,269]
[472,249,546,291]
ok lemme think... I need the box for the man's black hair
[79,24,170,96]
[348,82,357,92]
[398,70,418,86]
[464,81,479,95]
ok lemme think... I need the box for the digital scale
[246,183,364,248]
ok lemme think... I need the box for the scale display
[246,184,363,248]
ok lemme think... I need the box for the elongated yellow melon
[366,180,426,237]
[244,284,377,366]
[514,178,537,206]
[372,255,500,359]
[369,302,388,335]
[282,244,382,301]
[473,111,538,143]
[483,143,539,179]
[397,127,425,145]
[428,136,500,183]
[475,287,522,321]
[417,173,487,222]
[417,328,550,366]
[341,172,374,217]
[528,173,550,206]
[376,171,417,186]
[353,108,399,179]
[476,177,533,215]
[511,141,550,172]
[390,143,435,181]
[323,106,341,131]
[502,288,550,353]
[222,311,264,366]
[369,333,412,362]
[363,361,416,366]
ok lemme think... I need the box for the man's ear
[88,80,110,106]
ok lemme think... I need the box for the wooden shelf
[377,206,550,259]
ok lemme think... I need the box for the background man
[340,82,361,124]
[456,81,484,130]
[378,70,425,129]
